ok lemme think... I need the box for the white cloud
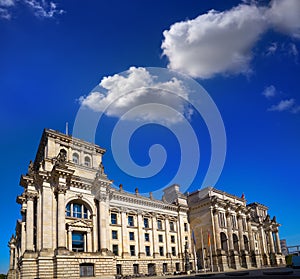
[266,42,278,56]
[268,99,295,112]
[267,0,300,39]
[24,0,64,18]
[0,7,11,19]
[162,0,300,79]
[0,0,14,19]
[0,0,14,6]
[289,43,298,58]
[262,85,276,98]
[80,67,191,124]
[0,0,64,19]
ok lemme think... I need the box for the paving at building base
[181,267,300,279]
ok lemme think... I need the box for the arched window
[66,201,89,219]
[233,234,239,251]
[220,232,228,251]
[72,153,79,164]
[84,156,91,167]
[243,235,249,251]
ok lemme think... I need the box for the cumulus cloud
[162,0,300,79]
[262,85,277,98]
[80,67,191,124]
[267,0,300,39]
[268,99,295,112]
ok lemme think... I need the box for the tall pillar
[137,213,144,257]
[268,230,275,253]
[57,186,66,248]
[275,231,282,254]
[68,229,72,251]
[121,210,129,257]
[259,226,267,254]
[247,219,255,251]
[213,210,221,250]
[99,200,108,252]
[26,194,35,251]
[237,216,245,251]
[41,182,53,251]
[226,213,234,250]
[87,229,92,252]
[152,215,159,257]
[165,217,171,257]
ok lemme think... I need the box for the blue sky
[1,0,300,274]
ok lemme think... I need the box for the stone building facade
[7,129,285,278]
[7,129,193,279]
[188,187,285,272]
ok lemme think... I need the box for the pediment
[67,219,92,228]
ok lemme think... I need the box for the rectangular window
[218,212,226,227]
[129,232,135,241]
[170,221,174,231]
[144,218,149,228]
[112,230,118,240]
[159,246,164,256]
[184,223,188,232]
[145,233,150,242]
[66,204,71,217]
[128,216,134,227]
[112,244,118,256]
[80,263,94,277]
[163,263,168,273]
[116,264,122,275]
[145,245,151,256]
[130,245,136,256]
[157,220,162,230]
[171,247,176,256]
[111,213,117,225]
[175,263,180,272]
[158,234,163,242]
[73,204,82,218]
[133,264,139,275]
[171,235,175,243]
[72,232,84,252]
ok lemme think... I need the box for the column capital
[56,184,67,194]
[26,191,38,201]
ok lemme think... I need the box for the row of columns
[212,208,282,256]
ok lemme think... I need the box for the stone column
[21,214,26,254]
[26,194,35,251]
[165,217,171,257]
[87,229,92,252]
[237,216,245,251]
[213,210,221,250]
[41,182,53,251]
[99,200,108,252]
[226,213,234,250]
[152,215,159,258]
[275,231,282,254]
[258,226,267,254]
[68,229,72,251]
[268,230,275,253]
[121,210,129,257]
[247,219,255,251]
[137,213,144,257]
[9,246,15,269]
[92,214,98,252]
[57,186,66,249]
